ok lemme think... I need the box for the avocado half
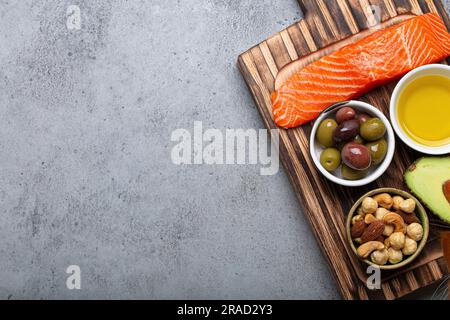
[404,157,450,224]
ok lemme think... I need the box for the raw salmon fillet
[271,13,450,128]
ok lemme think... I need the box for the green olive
[366,138,388,165]
[341,164,369,180]
[316,119,338,148]
[320,148,341,171]
[360,118,386,141]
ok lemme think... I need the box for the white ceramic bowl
[310,100,395,187]
[390,64,450,155]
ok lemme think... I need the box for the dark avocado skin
[404,157,450,225]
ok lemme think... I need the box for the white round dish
[390,64,450,155]
[310,100,395,187]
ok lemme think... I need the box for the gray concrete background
[0,0,448,299]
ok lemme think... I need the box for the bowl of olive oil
[390,64,450,155]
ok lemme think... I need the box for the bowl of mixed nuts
[346,188,429,270]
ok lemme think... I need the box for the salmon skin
[271,13,450,129]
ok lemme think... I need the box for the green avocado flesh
[404,157,450,223]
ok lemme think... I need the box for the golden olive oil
[397,74,450,147]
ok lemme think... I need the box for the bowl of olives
[310,100,395,187]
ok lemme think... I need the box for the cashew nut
[388,247,403,264]
[361,197,378,215]
[373,193,393,209]
[357,241,385,258]
[399,198,416,213]
[383,212,406,234]
[388,232,405,250]
[364,214,377,224]
[406,222,423,241]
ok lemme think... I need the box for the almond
[351,220,367,238]
[396,210,419,225]
[361,220,385,243]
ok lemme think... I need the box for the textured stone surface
[0,0,448,299]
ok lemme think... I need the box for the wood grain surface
[238,0,450,300]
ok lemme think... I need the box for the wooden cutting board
[238,0,450,300]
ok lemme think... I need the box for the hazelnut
[388,247,403,264]
[371,248,389,265]
[406,223,423,241]
[399,198,415,213]
[392,196,404,210]
[384,237,391,248]
[402,236,418,256]
[383,224,394,237]
[357,207,364,216]
[375,207,389,220]
[352,214,363,225]
[373,193,393,209]
[361,197,378,215]
[389,232,405,250]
